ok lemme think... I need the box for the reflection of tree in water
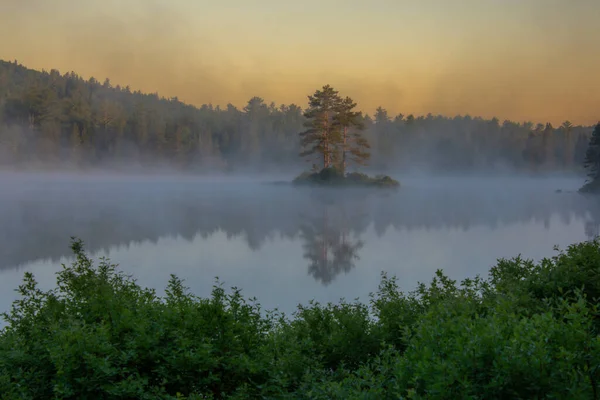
[2,181,599,274]
[585,221,599,240]
[584,197,600,240]
[299,195,367,285]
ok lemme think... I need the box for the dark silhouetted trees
[0,60,595,174]
[584,124,600,179]
[580,123,600,192]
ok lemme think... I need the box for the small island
[291,85,400,188]
[293,167,399,188]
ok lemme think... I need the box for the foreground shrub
[1,238,599,398]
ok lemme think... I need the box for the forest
[0,59,594,174]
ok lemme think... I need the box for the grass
[1,237,599,399]
[292,167,400,188]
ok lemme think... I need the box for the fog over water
[0,173,596,317]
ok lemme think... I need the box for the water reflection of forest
[2,181,599,285]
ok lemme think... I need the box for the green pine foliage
[298,86,371,174]
[299,85,342,169]
[1,237,600,398]
[296,85,396,187]
[333,96,369,175]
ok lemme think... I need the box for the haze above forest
[0,60,596,174]
[1,0,599,125]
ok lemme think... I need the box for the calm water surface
[0,174,597,317]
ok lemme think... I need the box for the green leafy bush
[1,238,599,398]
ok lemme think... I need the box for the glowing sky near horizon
[1,0,599,124]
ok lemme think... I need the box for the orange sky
[1,0,599,125]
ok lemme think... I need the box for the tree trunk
[566,129,573,169]
[324,111,330,168]
[342,126,347,175]
[28,113,35,130]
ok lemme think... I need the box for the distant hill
[0,59,305,172]
[0,59,594,173]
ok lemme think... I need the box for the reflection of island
[0,177,598,286]
[299,198,367,285]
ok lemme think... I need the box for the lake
[0,173,597,318]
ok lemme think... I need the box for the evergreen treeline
[0,59,594,173]
[581,124,600,192]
